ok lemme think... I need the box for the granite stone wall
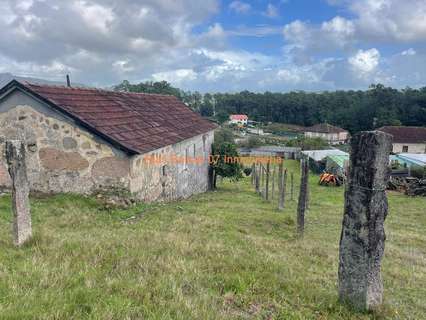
[0,105,130,194]
[129,131,214,202]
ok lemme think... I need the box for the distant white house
[378,126,426,154]
[304,123,349,144]
[229,114,248,126]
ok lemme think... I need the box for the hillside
[0,160,425,319]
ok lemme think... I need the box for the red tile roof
[305,123,347,134]
[230,114,248,121]
[378,126,426,144]
[1,80,217,154]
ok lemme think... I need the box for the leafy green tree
[214,128,234,145]
[114,80,183,99]
[216,111,229,124]
[211,142,242,188]
[114,80,426,133]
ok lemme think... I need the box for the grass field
[0,160,425,319]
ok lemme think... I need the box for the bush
[410,165,426,179]
[243,167,252,176]
[239,136,263,148]
[214,128,235,145]
[285,137,329,150]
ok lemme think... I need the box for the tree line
[114,81,426,133]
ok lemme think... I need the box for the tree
[214,128,234,145]
[211,142,242,188]
[114,80,426,133]
[216,110,229,124]
[114,80,183,99]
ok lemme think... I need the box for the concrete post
[5,140,32,246]
[338,131,392,311]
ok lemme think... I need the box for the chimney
[66,74,71,87]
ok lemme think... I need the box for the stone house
[378,126,426,154]
[0,80,217,202]
[304,123,349,145]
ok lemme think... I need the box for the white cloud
[152,69,197,85]
[0,0,425,92]
[229,1,251,14]
[73,1,115,34]
[401,48,416,56]
[351,0,426,42]
[348,48,380,75]
[263,4,279,18]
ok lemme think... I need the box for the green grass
[0,160,425,319]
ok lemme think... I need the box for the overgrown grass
[0,160,425,319]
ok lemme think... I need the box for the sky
[0,0,425,92]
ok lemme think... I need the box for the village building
[304,123,349,144]
[229,114,248,126]
[238,146,301,159]
[378,126,426,154]
[0,80,216,202]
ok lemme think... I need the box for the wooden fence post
[265,161,270,200]
[338,131,392,311]
[5,140,32,246]
[297,158,309,236]
[290,172,294,201]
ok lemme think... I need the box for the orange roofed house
[0,80,217,202]
[229,114,248,126]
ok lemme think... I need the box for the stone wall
[129,131,214,202]
[0,104,130,194]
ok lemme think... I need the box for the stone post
[278,160,283,210]
[5,140,32,246]
[271,167,276,200]
[297,158,309,236]
[255,164,260,194]
[265,161,270,200]
[251,163,255,185]
[338,131,392,311]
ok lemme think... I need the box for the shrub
[243,167,252,176]
[410,165,426,179]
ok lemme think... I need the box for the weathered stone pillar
[338,131,392,311]
[297,158,308,236]
[278,160,284,210]
[265,161,270,200]
[5,140,32,246]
